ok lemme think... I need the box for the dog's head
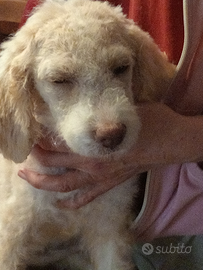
[0,0,175,162]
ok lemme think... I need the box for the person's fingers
[18,161,136,192]
[38,134,70,152]
[18,169,104,209]
[56,180,120,209]
[31,145,86,168]
[56,168,137,209]
[56,183,110,209]
[18,168,125,209]
[18,169,89,192]
[31,144,135,177]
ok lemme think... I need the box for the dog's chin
[62,122,139,159]
[65,138,133,160]
[94,142,132,159]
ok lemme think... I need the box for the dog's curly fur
[0,0,175,269]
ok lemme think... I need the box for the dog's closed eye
[113,65,129,76]
[53,65,130,83]
[53,79,74,84]
[50,74,77,88]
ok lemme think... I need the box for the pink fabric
[133,163,203,241]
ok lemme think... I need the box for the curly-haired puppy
[0,0,175,269]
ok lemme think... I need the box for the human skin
[18,102,203,209]
[18,0,203,209]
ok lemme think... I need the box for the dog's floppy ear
[0,0,81,163]
[0,0,57,163]
[0,27,41,163]
[125,22,176,102]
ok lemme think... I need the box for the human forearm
[18,102,203,208]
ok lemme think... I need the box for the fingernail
[18,170,27,180]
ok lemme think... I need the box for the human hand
[18,0,203,209]
[18,134,139,209]
[18,102,203,208]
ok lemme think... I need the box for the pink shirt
[133,163,203,241]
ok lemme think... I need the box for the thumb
[56,182,115,209]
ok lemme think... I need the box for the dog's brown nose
[94,123,126,150]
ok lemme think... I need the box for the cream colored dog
[0,0,175,269]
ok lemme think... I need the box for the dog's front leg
[0,192,34,269]
[0,234,27,270]
[82,178,138,270]
[89,236,136,270]
[0,210,33,270]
